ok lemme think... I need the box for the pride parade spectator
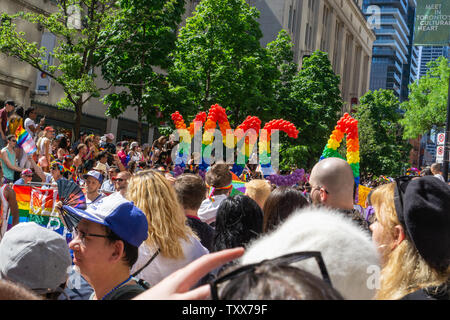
[113,171,131,197]
[1,135,22,183]
[0,164,19,240]
[64,192,150,300]
[127,170,208,287]
[83,170,105,206]
[0,222,72,299]
[262,186,309,233]
[0,101,16,148]
[101,166,119,193]
[174,174,215,252]
[14,169,33,185]
[198,163,233,226]
[369,177,450,300]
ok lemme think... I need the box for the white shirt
[24,118,37,138]
[131,235,209,286]
[197,194,228,225]
[434,174,445,183]
[86,193,106,207]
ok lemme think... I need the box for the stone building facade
[246,0,376,111]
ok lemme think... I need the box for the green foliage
[98,0,185,129]
[401,56,450,139]
[355,89,411,180]
[166,0,342,170]
[0,0,121,137]
[279,51,343,170]
[166,0,278,125]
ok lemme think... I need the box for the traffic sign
[437,133,445,146]
[436,145,444,163]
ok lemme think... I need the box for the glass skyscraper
[363,0,418,101]
[417,46,450,78]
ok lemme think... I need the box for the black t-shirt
[104,284,147,300]
[186,216,215,252]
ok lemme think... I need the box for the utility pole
[442,73,450,182]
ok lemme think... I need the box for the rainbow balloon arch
[170,104,306,186]
[170,105,360,189]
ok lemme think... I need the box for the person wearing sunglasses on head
[368,176,450,300]
[0,135,22,184]
[211,251,344,300]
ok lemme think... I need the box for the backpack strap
[131,248,160,278]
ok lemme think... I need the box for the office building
[362,0,418,102]
[246,0,376,111]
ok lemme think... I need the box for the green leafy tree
[279,51,343,170]
[401,56,450,139]
[355,89,411,181]
[0,0,122,139]
[99,0,185,143]
[166,0,279,125]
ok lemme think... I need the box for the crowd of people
[0,100,448,301]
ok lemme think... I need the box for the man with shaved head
[309,157,369,232]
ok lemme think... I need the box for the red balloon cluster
[188,112,207,136]
[237,116,262,133]
[337,113,358,140]
[263,119,299,139]
[207,104,228,123]
[171,111,186,129]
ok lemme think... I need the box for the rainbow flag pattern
[8,185,69,239]
[320,113,360,186]
[15,125,37,154]
[230,172,246,196]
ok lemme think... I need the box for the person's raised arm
[28,155,46,182]
[133,247,245,300]
[5,186,19,227]
[113,154,126,172]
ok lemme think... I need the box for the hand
[165,173,176,185]
[39,117,45,126]
[133,247,245,300]
[55,201,63,210]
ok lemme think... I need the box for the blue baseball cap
[63,193,148,247]
[83,170,104,184]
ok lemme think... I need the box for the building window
[288,5,293,30]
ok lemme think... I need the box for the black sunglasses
[210,251,332,300]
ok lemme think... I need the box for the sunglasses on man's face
[112,178,125,182]
[210,251,332,300]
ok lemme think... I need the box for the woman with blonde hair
[369,176,449,300]
[127,170,208,286]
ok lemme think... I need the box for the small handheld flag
[15,126,37,155]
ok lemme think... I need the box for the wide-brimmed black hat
[394,176,450,271]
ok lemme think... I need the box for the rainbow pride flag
[230,172,246,196]
[15,125,37,154]
[9,185,69,239]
